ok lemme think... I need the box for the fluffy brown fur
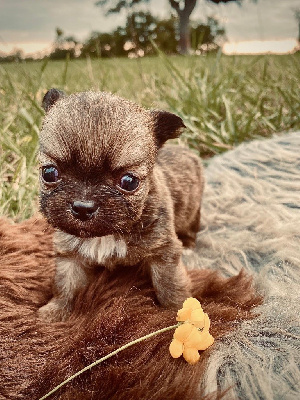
[0,217,262,400]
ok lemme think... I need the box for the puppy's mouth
[42,206,113,238]
[60,209,130,238]
[57,220,113,239]
[66,210,114,238]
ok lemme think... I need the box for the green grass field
[0,53,299,220]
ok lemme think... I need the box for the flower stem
[39,323,179,400]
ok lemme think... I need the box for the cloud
[0,0,126,42]
[0,0,299,53]
[193,0,299,41]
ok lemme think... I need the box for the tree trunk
[169,0,197,55]
[178,12,191,55]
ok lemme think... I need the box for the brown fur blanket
[0,217,261,400]
[1,132,299,400]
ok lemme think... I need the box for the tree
[125,11,158,55]
[49,28,79,60]
[123,12,179,55]
[95,0,242,54]
[191,16,225,53]
[294,8,300,44]
[81,12,177,58]
[55,27,64,44]
[81,30,127,57]
[154,15,178,54]
[80,11,224,58]
[0,49,24,63]
[169,0,197,54]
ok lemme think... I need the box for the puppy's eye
[42,166,60,184]
[119,174,139,192]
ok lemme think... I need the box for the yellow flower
[169,298,214,365]
[176,297,206,329]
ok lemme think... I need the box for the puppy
[38,89,204,322]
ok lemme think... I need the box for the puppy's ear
[42,88,65,112]
[150,110,186,147]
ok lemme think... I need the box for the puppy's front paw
[151,261,192,309]
[157,286,192,309]
[38,298,70,322]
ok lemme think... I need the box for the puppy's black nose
[70,200,98,221]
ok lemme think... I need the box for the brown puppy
[38,89,204,322]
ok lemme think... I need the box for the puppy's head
[39,89,185,238]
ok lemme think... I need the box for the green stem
[39,323,179,400]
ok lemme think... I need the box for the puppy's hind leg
[177,207,201,249]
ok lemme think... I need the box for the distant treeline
[0,12,225,62]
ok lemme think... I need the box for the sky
[0,0,299,56]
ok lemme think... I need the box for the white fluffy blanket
[184,131,300,399]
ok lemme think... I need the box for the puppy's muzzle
[70,200,98,221]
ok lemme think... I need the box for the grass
[0,52,299,220]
